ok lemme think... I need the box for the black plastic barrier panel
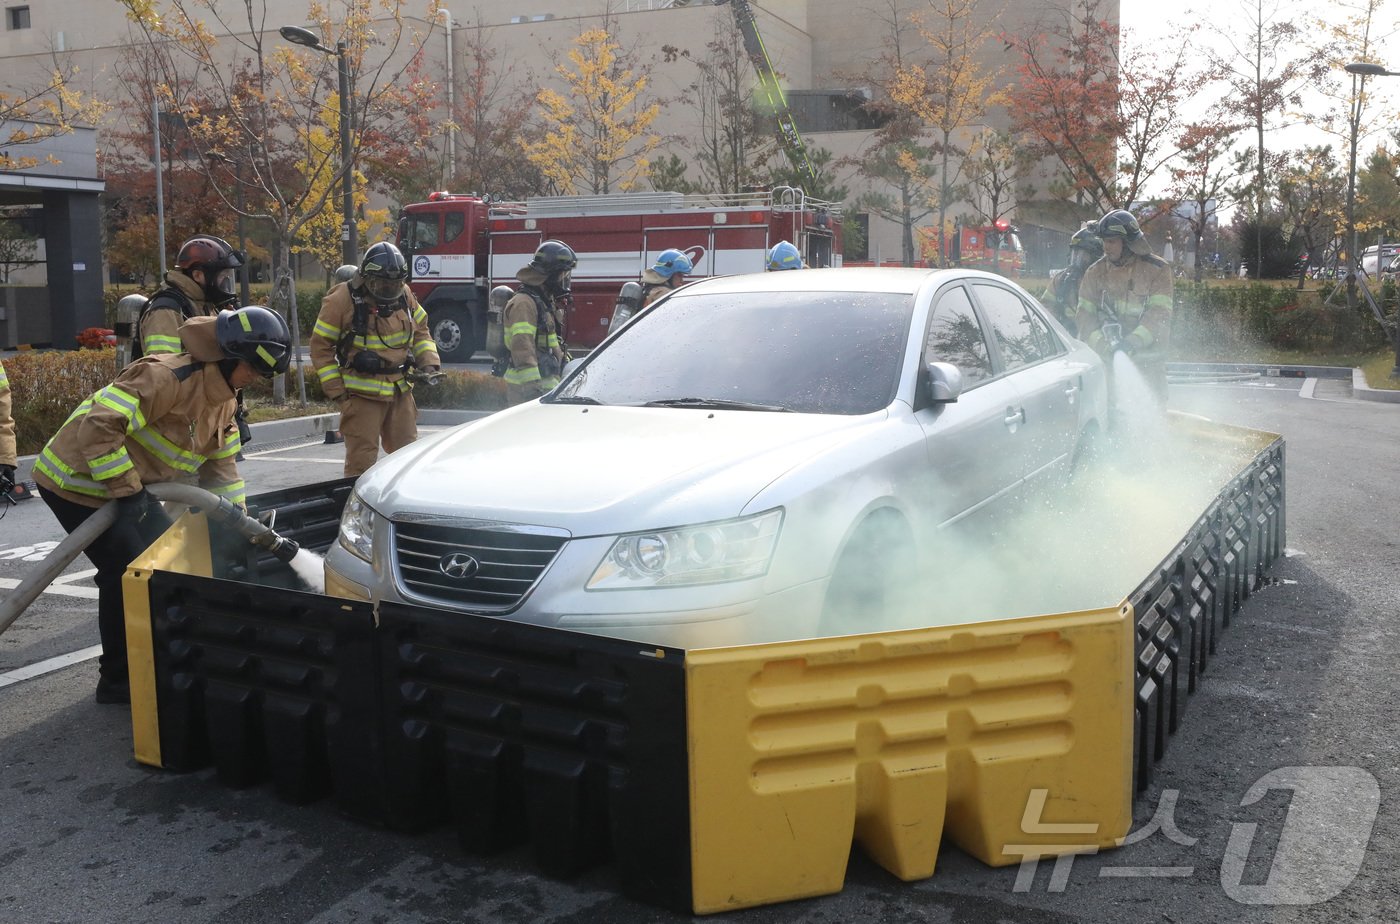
[1127,437,1285,789]
[133,559,692,910]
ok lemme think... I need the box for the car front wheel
[819,512,916,637]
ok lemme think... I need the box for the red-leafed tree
[450,17,544,199]
[1003,0,1122,215]
[1166,116,1246,283]
[359,46,447,207]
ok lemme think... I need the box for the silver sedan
[325,268,1108,647]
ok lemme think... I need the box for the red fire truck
[396,187,843,360]
[917,220,1025,276]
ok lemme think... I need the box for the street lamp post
[438,9,455,187]
[153,94,167,280]
[279,25,357,266]
[1344,61,1400,378]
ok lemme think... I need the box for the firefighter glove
[0,464,15,495]
[117,489,155,525]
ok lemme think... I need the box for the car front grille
[393,520,567,611]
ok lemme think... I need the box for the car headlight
[586,509,783,590]
[337,492,378,562]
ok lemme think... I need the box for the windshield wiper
[546,395,602,405]
[643,397,792,412]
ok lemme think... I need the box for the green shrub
[414,369,508,411]
[5,348,120,454]
[1171,280,1387,359]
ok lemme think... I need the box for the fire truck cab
[397,188,842,360]
[918,220,1025,276]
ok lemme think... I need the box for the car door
[915,282,1026,528]
[969,281,1080,490]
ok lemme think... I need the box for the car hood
[356,404,889,536]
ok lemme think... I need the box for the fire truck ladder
[714,0,820,193]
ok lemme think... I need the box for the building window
[7,6,31,30]
[789,91,890,134]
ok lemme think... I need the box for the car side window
[925,285,994,385]
[1022,300,1064,356]
[973,283,1055,372]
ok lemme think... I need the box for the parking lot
[2,379,1398,923]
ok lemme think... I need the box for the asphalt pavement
[1,379,1397,923]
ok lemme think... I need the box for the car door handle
[1064,382,1079,405]
[1004,406,1025,428]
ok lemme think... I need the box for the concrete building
[0,121,104,349]
[0,1,1117,277]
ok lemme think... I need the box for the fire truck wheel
[429,305,480,362]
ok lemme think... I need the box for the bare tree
[1209,0,1328,279]
[675,16,775,193]
[120,0,441,403]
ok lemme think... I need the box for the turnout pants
[339,388,418,477]
[39,487,171,683]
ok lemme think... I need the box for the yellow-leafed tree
[523,28,662,195]
[1,55,106,171]
[889,0,1006,266]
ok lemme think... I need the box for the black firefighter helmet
[216,306,292,377]
[359,241,410,306]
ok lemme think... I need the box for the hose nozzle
[253,531,301,564]
[1101,321,1125,353]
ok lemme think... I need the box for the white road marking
[51,568,97,586]
[242,456,348,465]
[1300,377,1318,400]
[0,645,102,689]
[243,439,326,458]
[0,577,100,599]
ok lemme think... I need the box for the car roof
[678,267,972,296]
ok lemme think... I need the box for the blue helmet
[766,240,803,271]
[652,248,693,278]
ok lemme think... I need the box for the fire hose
[0,483,300,638]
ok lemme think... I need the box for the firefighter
[1074,208,1175,400]
[639,249,693,307]
[767,240,804,270]
[1042,224,1103,325]
[1,359,15,498]
[503,240,577,406]
[135,235,244,357]
[34,306,291,704]
[135,235,254,452]
[311,242,441,478]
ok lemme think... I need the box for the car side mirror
[562,357,584,379]
[925,361,963,403]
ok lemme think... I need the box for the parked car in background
[1359,244,1400,279]
[325,268,1108,648]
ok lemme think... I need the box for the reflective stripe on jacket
[32,338,244,509]
[309,283,440,402]
[502,288,561,389]
[0,360,15,468]
[137,272,218,357]
[1074,254,1174,356]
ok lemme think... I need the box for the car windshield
[551,289,913,414]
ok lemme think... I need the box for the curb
[1166,361,1352,379]
[1352,368,1400,404]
